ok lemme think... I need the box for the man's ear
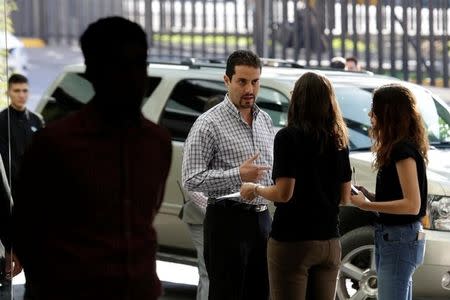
[223,74,230,87]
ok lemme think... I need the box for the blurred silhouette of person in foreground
[13,16,172,300]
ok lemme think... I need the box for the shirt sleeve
[338,147,352,182]
[182,118,241,193]
[391,142,416,163]
[272,128,296,180]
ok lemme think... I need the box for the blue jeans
[374,221,426,300]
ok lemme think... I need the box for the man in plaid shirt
[182,50,274,300]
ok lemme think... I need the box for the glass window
[335,87,373,150]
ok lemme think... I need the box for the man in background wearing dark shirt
[13,16,172,300]
[0,74,44,189]
[0,74,40,297]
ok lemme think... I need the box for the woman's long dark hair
[371,84,429,168]
[288,72,348,152]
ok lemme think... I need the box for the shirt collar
[223,94,260,121]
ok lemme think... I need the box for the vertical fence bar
[341,0,348,57]
[376,0,383,72]
[223,0,228,56]
[268,0,275,58]
[443,0,449,87]
[191,0,196,57]
[416,0,422,84]
[327,0,335,61]
[429,0,435,85]
[234,0,239,54]
[304,1,311,65]
[202,0,206,57]
[389,0,396,76]
[351,0,357,59]
[281,0,288,59]
[402,0,408,80]
[244,0,250,49]
[365,0,370,70]
[169,0,174,57]
[293,0,299,61]
[180,0,186,58]
[158,0,164,57]
[145,0,153,51]
[22,0,31,36]
[32,0,41,38]
[213,0,217,57]
[316,0,325,66]
[41,0,49,43]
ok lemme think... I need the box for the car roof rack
[260,58,304,68]
[148,57,372,75]
[148,57,305,69]
[148,57,226,69]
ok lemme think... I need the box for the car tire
[337,226,378,300]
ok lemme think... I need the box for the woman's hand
[240,182,257,201]
[355,185,375,201]
[350,191,371,210]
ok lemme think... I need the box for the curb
[20,38,45,48]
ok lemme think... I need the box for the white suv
[36,60,450,299]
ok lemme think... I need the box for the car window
[334,87,373,150]
[335,86,450,150]
[41,72,162,123]
[159,79,289,141]
[429,98,450,144]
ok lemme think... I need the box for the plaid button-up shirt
[182,95,274,205]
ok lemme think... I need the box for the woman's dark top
[375,141,427,225]
[270,126,352,242]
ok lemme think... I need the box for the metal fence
[11,0,450,86]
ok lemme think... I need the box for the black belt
[208,198,268,213]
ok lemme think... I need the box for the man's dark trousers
[204,200,271,300]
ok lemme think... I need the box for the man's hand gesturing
[239,153,271,182]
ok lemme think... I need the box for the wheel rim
[337,245,378,300]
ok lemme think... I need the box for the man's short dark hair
[79,16,148,67]
[226,50,262,79]
[345,56,358,65]
[8,74,28,88]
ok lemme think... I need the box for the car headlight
[423,195,450,231]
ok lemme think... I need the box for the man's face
[224,65,260,110]
[7,83,29,111]
[345,61,358,71]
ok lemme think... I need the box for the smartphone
[351,185,359,195]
